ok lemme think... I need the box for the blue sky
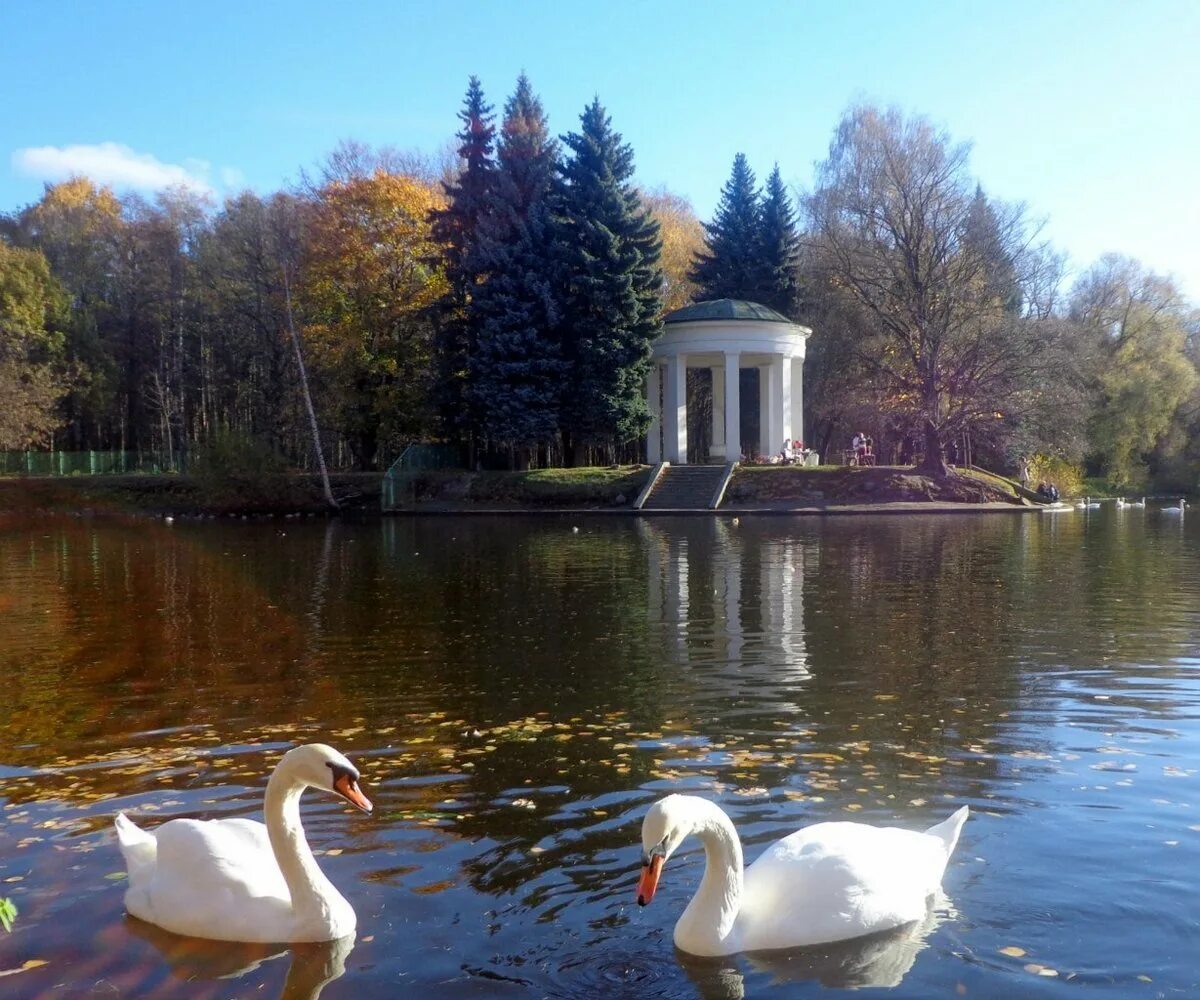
[3,0,1198,298]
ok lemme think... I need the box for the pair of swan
[116,744,969,959]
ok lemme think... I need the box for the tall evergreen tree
[430,76,496,440]
[754,164,801,316]
[555,99,663,458]
[469,74,565,462]
[689,153,761,302]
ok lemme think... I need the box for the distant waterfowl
[1163,499,1187,514]
[636,794,968,957]
[115,744,371,943]
[1115,498,1127,508]
[1128,497,1146,508]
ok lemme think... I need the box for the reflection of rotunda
[645,299,812,463]
[640,519,809,679]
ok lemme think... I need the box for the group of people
[778,439,809,465]
[1035,481,1061,502]
[851,432,875,466]
[1020,458,1061,503]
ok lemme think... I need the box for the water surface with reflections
[2,508,1199,998]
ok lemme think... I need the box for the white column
[723,352,741,462]
[645,365,662,463]
[665,353,688,464]
[759,363,775,457]
[790,358,804,448]
[772,354,791,453]
[711,366,725,458]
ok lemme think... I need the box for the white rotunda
[646,299,812,464]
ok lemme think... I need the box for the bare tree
[805,104,1058,476]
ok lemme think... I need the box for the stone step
[641,465,728,510]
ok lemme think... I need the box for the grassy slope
[728,465,1023,505]
[392,466,649,507]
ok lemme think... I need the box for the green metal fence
[0,450,183,476]
[381,443,462,510]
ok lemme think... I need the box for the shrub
[1028,454,1085,498]
[189,431,299,509]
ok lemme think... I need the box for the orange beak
[333,773,373,813]
[637,854,664,906]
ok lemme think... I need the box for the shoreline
[0,465,1042,519]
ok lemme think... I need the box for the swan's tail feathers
[925,806,969,857]
[114,812,156,877]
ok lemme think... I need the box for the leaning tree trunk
[282,269,338,510]
[917,416,950,478]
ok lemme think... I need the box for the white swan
[1128,497,1146,508]
[1115,498,1127,508]
[1163,499,1187,513]
[115,744,372,943]
[1074,496,1089,508]
[636,795,968,957]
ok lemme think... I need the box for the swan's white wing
[125,817,293,941]
[737,822,950,951]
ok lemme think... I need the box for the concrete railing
[632,462,668,510]
[709,462,738,509]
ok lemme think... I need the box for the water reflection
[640,518,809,679]
[681,903,945,997]
[2,511,1200,997]
[125,921,354,1000]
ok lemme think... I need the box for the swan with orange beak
[636,794,968,957]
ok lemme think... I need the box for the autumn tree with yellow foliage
[300,171,449,466]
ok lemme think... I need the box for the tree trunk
[917,417,950,478]
[282,269,338,510]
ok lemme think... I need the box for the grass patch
[959,466,1021,499]
[726,464,1021,506]
[391,466,650,507]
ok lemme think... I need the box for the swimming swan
[115,744,372,943]
[1163,499,1187,513]
[636,795,968,957]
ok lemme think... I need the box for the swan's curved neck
[264,764,338,916]
[677,800,744,951]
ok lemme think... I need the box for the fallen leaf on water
[998,946,1025,958]
[0,960,48,978]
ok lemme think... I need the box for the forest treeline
[1,75,1197,489]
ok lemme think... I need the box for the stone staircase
[640,464,729,510]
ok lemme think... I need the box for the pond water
[1,507,1199,998]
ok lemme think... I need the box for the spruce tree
[555,99,663,458]
[469,74,565,462]
[690,153,761,302]
[430,76,496,440]
[754,164,801,316]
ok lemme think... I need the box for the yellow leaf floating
[998,946,1026,958]
[0,960,48,978]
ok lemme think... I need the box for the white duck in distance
[637,795,968,957]
[115,744,371,943]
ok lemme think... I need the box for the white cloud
[11,142,216,196]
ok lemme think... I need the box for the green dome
[663,298,792,325]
